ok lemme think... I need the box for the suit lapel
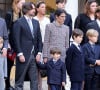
[72,44,82,53]
[22,17,34,38]
[87,43,95,54]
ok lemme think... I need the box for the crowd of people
[0,0,100,90]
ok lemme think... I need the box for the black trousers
[71,81,82,90]
[15,54,38,90]
[84,72,99,90]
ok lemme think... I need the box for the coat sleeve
[65,47,73,75]
[61,63,66,83]
[67,14,72,38]
[82,46,96,65]
[37,62,47,69]
[74,15,81,29]
[65,27,69,49]
[43,24,51,58]
[2,19,8,49]
[36,21,42,53]
[12,21,22,54]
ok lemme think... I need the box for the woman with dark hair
[5,0,25,89]
[43,8,69,90]
[74,0,98,45]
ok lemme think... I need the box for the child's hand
[62,82,65,87]
[96,60,100,66]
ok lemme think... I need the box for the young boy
[0,37,7,90]
[65,29,84,90]
[36,47,66,90]
[83,29,100,90]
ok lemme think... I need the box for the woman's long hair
[84,0,97,16]
[12,0,22,21]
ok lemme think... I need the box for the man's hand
[2,48,7,57]
[19,55,25,63]
[36,54,41,62]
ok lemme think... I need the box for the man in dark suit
[50,0,72,38]
[13,2,42,90]
[86,6,100,44]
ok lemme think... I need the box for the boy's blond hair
[86,29,99,37]
[0,37,3,44]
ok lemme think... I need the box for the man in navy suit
[13,2,42,90]
[86,6,100,45]
[65,29,84,90]
[50,0,72,38]
[83,29,100,90]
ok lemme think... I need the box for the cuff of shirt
[17,53,23,57]
[3,48,7,50]
[38,52,42,55]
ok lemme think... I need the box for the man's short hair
[56,0,67,4]
[22,2,36,15]
[50,47,61,55]
[86,29,99,37]
[72,29,84,39]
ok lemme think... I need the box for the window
[0,0,12,18]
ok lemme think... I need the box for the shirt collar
[24,15,33,21]
[96,19,100,27]
[73,41,79,47]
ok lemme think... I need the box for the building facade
[0,0,100,22]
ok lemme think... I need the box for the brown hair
[56,0,67,4]
[84,0,97,16]
[72,29,84,39]
[12,0,21,14]
[12,0,24,21]
[22,2,36,15]
[50,47,61,55]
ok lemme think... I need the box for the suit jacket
[13,16,42,62]
[37,59,66,85]
[0,18,8,49]
[43,21,69,62]
[74,13,95,45]
[86,21,100,44]
[50,12,72,38]
[65,44,84,82]
[82,43,100,74]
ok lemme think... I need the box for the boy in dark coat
[83,29,100,90]
[65,29,84,90]
[36,47,66,90]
